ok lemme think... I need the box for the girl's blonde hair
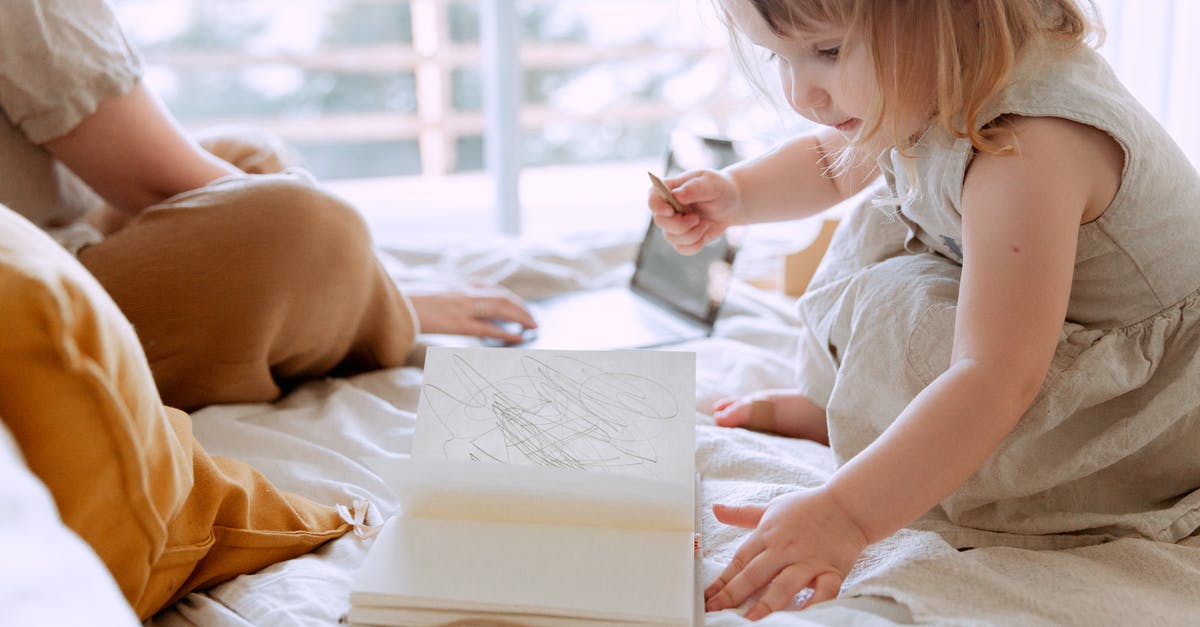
[724,0,1102,165]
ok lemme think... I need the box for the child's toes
[714,403,751,428]
[740,399,778,432]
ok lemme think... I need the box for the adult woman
[1,0,534,411]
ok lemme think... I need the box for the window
[112,0,796,243]
[1092,0,1199,169]
[112,1,1198,243]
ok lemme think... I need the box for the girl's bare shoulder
[967,115,1124,223]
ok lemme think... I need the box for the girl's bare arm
[727,126,880,225]
[825,116,1123,543]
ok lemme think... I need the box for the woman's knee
[195,125,301,174]
[232,177,376,282]
[249,177,369,244]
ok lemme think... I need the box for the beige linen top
[0,0,142,229]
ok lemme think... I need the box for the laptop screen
[630,134,742,325]
[631,223,732,324]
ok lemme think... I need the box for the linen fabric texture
[0,0,140,229]
[794,43,1200,549]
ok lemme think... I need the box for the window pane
[450,68,483,111]
[447,1,480,43]
[454,135,486,172]
[114,0,419,182]
[524,121,670,168]
[293,140,421,179]
[510,0,756,171]
[111,0,791,238]
[322,2,413,46]
[152,69,416,119]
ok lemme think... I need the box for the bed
[124,204,1200,627]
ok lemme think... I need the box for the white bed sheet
[143,224,1200,626]
[141,224,903,627]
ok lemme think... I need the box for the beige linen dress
[796,42,1200,550]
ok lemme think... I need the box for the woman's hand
[648,169,743,255]
[705,486,867,620]
[408,285,537,344]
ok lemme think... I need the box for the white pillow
[0,421,138,626]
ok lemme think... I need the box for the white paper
[367,458,694,532]
[353,347,698,626]
[351,516,694,626]
[413,347,696,487]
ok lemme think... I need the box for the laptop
[500,133,743,350]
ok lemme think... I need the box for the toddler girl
[649,0,1200,620]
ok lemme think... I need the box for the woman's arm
[726,126,880,225]
[827,115,1122,542]
[42,81,239,216]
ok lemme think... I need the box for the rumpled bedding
[144,223,1200,627]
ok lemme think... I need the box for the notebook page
[351,516,693,626]
[413,347,696,487]
[368,457,693,532]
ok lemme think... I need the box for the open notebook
[350,347,698,627]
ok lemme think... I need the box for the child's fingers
[671,221,711,249]
[651,204,717,255]
[742,571,843,620]
[652,210,701,236]
[649,171,704,215]
[712,502,766,528]
[743,567,804,620]
[799,571,843,609]
[705,532,774,611]
[670,175,709,206]
[674,224,721,255]
[647,190,679,217]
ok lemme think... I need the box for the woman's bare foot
[712,390,828,444]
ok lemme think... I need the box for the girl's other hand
[408,285,537,344]
[648,169,742,255]
[705,487,867,621]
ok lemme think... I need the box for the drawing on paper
[419,352,683,475]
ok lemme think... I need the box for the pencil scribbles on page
[422,354,680,477]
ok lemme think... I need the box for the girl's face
[721,0,874,137]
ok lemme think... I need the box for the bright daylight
[2,1,1198,626]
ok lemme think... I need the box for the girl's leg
[712,324,835,444]
[713,391,829,444]
[79,173,417,411]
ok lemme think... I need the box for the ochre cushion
[0,419,138,626]
[0,204,348,619]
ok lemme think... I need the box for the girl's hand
[648,169,742,255]
[408,285,537,344]
[705,487,868,620]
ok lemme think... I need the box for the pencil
[648,171,689,214]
